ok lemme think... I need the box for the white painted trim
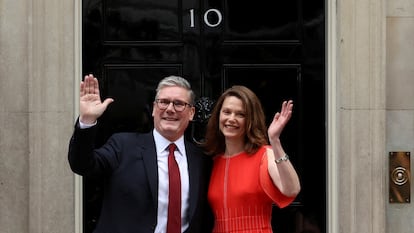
[74,0,83,232]
[326,0,338,232]
[75,176,83,233]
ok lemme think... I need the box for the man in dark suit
[68,74,212,233]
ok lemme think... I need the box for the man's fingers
[80,81,85,96]
[102,98,114,107]
[83,74,93,94]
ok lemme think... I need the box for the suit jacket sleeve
[68,119,120,177]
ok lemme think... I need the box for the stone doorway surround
[330,0,387,232]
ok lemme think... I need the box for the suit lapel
[141,132,159,208]
[185,141,202,219]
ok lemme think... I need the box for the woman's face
[219,96,246,141]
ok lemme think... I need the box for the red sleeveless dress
[208,146,294,233]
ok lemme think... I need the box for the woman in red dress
[204,85,301,233]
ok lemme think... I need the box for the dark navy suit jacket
[68,121,213,233]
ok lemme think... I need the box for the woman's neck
[224,138,245,157]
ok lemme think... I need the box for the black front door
[82,0,325,232]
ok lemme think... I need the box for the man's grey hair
[155,75,195,105]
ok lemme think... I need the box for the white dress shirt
[153,129,190,233]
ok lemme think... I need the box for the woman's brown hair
[203,85,268,156]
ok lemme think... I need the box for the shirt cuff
[79,120,97,129]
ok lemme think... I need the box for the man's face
[152,86,195,141]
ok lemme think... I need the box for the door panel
[102,65,181,133]
[104,0,181,42]
[82,0,325,232]
[225,2,299,41]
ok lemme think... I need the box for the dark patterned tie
[167,143,181,233]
